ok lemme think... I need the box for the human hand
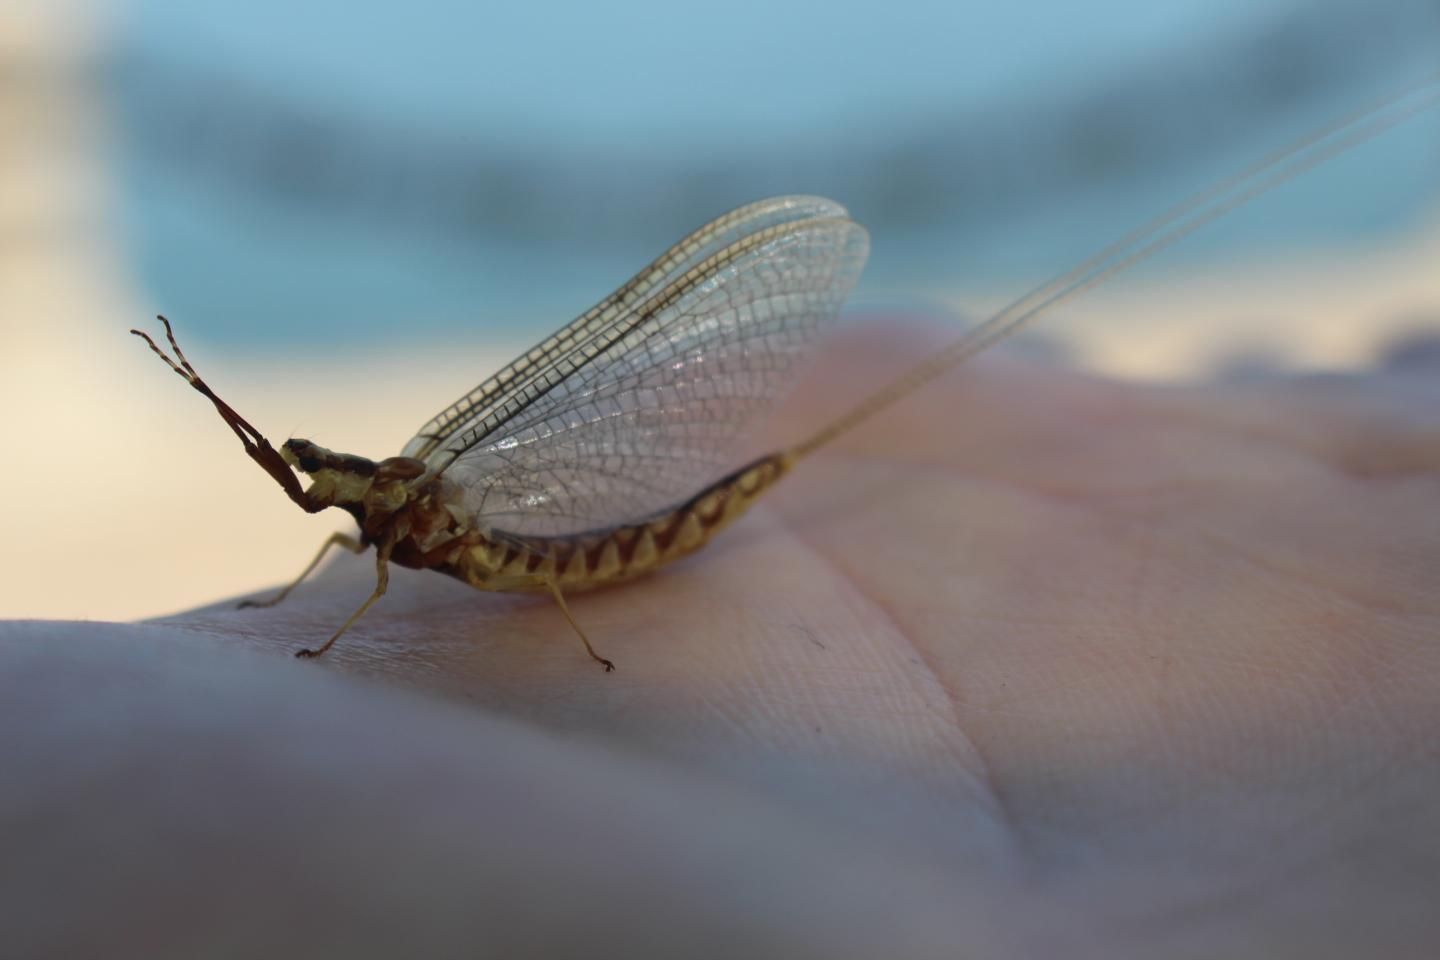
[5,331,1437,957]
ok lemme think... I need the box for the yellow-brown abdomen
[453,451,794,592]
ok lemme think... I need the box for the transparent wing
[435,215,869,539]
[402,196,850,463]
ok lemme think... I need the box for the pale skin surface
[3,330,1438,957]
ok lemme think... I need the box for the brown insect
[133,78,1439,667]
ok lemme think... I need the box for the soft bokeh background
[3,0,1438,621]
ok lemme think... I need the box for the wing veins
[431,218,849,472]
[406,197,845,460]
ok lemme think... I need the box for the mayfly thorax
[133,76,1440,667]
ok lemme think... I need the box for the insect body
[133,77,1439,667]
[135,196,860,665]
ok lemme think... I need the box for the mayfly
[133,76,1440,667]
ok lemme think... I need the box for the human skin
[3,333,1438,958]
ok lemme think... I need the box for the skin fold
[3,329,1437,958]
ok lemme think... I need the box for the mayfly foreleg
[130,316,322,514]
[295,538,393,659]
[239,532,367,610]
[482,572,616,671]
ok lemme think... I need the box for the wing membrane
[435,214,868,538]
[402,196,849,462]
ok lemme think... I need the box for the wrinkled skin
[4,332,1438,958]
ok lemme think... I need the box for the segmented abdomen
[456,452,793,591]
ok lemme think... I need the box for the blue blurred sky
[120,0,1262,145]
[107,0,1440,346]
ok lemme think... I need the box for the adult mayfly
[134,77,1439,667]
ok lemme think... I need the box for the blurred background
[3,0,1438,621]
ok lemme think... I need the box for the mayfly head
[280,438,371,477]
[280,439,425,482]
[278,438,428,515]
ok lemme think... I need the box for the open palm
[5,336,1437,958]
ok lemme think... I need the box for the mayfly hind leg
[544,579,616,673]
[239,532,367,609]
[483,573,616,672]
[295,539,393,659]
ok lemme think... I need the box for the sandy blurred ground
[2,5,1437,621]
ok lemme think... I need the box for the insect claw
[294,648,320,659]
[601,658,616,672]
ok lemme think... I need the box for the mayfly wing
[428,214,869,539]
[402,196,851,463]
